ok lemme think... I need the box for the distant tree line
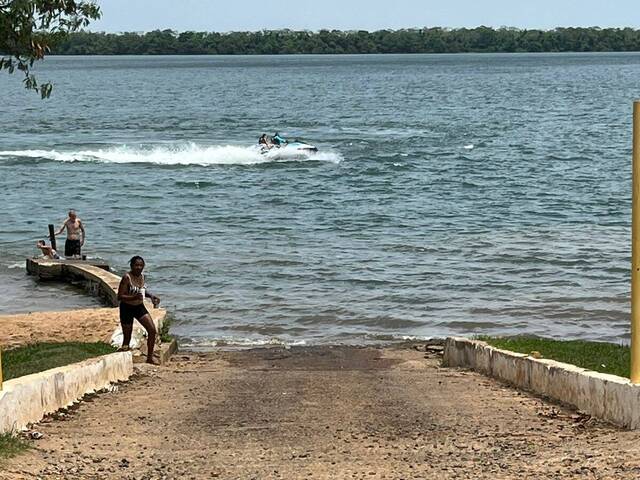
[50,27,640,55]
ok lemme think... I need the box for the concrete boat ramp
[4,345,640,479]
[4,259,640,477]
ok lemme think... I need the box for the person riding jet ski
[257,133,317,155]
[272,132,288,146]
[258,133,270,148]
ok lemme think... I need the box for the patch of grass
[478,336,630,379]
[160,312,174,344]
[0,432,30,462]
[2,342,116,381]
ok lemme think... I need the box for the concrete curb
[133,338,178,365]
[443,337,640,429]
[65,263,120,307]
[0,352,133,433]
[27,258,120,307]
[159,338,178,365]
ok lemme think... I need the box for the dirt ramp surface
[4,345,640,479]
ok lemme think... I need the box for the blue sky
[90,0,640,33]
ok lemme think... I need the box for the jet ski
[258,133,318,156]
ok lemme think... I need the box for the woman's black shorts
[119,302,149,326]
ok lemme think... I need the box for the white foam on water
[0,143,343,166]
[6,263,24,270]
[183,337,308,349]
[397,335,434,341]
[307,151,343,164]
[463,144,475,150]
[364,333,435,342]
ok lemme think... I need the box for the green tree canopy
[50,27,640,57]
[0,0,100,97]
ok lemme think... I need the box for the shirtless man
[56,210,86,258]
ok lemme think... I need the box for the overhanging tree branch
[0,0,100,98]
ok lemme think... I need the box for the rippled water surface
[0,53,635,346]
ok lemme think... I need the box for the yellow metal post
[631,101,640,383]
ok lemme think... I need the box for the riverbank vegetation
[480,337,629,378]
[51,27,640,55]
[2,342,115,381]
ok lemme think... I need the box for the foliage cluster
[52,27,640,55]
[0,0,100,97]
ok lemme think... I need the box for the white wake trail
[0,143,343,166]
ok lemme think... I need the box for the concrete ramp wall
[0,352,133,433]
[27,258,119,307]
[65,263,120,307]
[443,337,640,429]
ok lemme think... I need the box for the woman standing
[117,256,161,364]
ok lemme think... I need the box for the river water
[0,53,635,347]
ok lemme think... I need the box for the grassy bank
[0,433,29,462]
[479,337,630,378]
[2,342,116,381]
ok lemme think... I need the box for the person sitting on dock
[55,210,85,258]
[117,255,161,365]
[36,240,62,260]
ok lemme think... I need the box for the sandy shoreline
[0,308,120,349]
[3,344,640,479]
